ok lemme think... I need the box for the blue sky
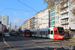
[0,0,47,29]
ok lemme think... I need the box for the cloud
[13,12,17,15]
[13,19,19,23]
[10,17,20,24]
[25,13,29,16]
[9,17,24,29]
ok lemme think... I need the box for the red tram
[24,29,31,37]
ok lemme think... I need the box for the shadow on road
[7,46,75,50]
[0,35,3,42]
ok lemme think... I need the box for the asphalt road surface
[0,35,75,50]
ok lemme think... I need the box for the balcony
[60,5,68,10]
[60,2,68,9]
[61,25,69,29]
[61,21,69,25]
[60,0,68,4]
[61,16,69,20]
[60,9,69,14]
[60,12,69,19]
[55,9,60,12]
[60,0,64,3]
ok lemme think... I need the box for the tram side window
[42,31,43,35]
[51,31,53,34]
[46,31,47,36]
[54,30,57,34]
[40,31,42,35]
[36,32,37,34]
[44,31,45,35]
[34,32,36,35]
[31,32,34,34]
[42,31,45,35]
[48,29,50,34]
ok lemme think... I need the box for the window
[56,16,57,19]
[26,30,30,34]
[58,27,64,34]
[58,21,59,23]
[48,29,50,34]
[56,12,59,14]
[0,21,1,24]
[58,17,59,19]
[3,19,5,20]
[61,12,68,17]
[46,31,47,36]
[56,21,57,23]
[54,30,57,34]
[43,31,45,35]
[40,31,42,35]
[53,21,55,23]
[53,13,55,15]
[53,17,55,19]
[51,31,53,34]
[55,30,57,32]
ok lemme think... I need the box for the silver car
[4,33,10,37]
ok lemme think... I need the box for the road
[0,35,75,50]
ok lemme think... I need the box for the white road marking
[2,33,11,48]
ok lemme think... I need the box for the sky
[0,0,47,29]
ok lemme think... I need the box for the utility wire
[0,4,36,13]
[0,8,6,13]
[0,8,36,13]
[6,8,35,12]
[18,0,38,12]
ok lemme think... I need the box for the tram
[30,27,65,39]
[22,29,31,37]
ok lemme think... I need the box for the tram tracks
[6,37,70,50]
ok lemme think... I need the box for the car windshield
[26,30,30,34]
[58,27,64,34]
[4,33,9,35]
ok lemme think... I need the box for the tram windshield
[26,30,30,34]
[58,27,64,34]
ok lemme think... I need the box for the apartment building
[59,0,69,30]
[22,9,50,29]
[50,0,75,30]
[55,1,60,27]
[21,18,30,30]
[0,15,9,27]
[69,0,75,30]
[50,6,55,27]
[21,0,75,30]
[30,9,50,29]
[34,14,38,29]
[37,9,50,29]
[30,16,35,29]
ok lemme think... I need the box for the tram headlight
[58,36,64,38]
[58,36,61,37]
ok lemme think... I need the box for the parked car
[4,33,10,37]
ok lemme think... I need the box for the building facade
[50,6,55,27]
[21,18,30,30]
[60,0,69,30]
[37,9,50,29]
[21,9,50,29]
[30,9,50,29]
[55,1,60,27]
[30,16,35,29]
[0,15,9,27]
[21,0,75,30]
[50,0,75,30]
